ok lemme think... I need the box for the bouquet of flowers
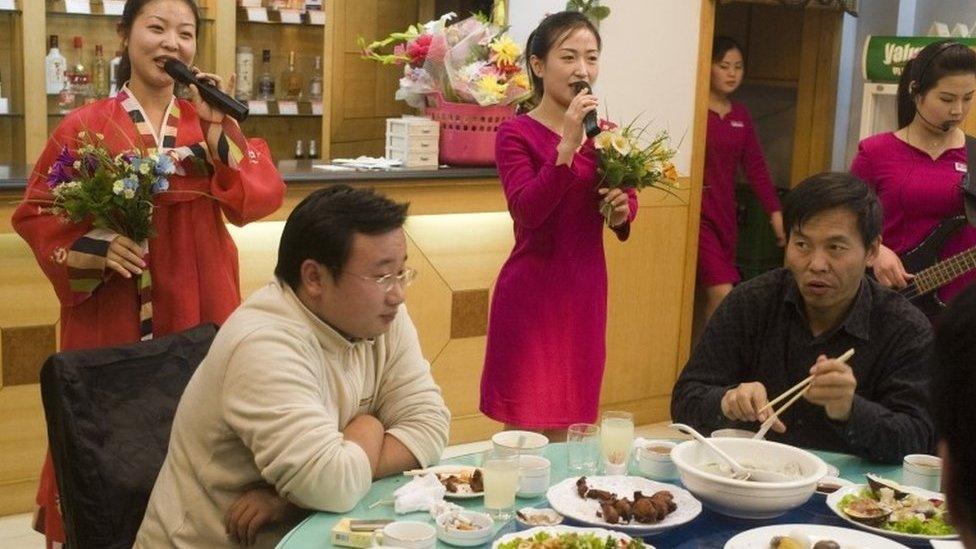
[593,119,679,194]
[359,12,532,108]
[43,130,175,242]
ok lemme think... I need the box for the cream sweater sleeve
[221,327,373,513]
[374,308,451,468]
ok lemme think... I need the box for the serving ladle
[669,423,790,483]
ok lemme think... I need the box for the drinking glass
[481,450,519,521]
[567,423,601,476]
[600,411,634,474]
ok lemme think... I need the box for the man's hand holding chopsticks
[804,354,857,421]
[720,382,787,433]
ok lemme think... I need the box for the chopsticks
[757,348,855,414]
[753,348,855,439]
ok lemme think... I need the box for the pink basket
[425,92,516,166]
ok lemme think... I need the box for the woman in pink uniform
[480,11,637,440]
[697,36,784,327]
[851,40,976,305]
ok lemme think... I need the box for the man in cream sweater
[136,186,451,548]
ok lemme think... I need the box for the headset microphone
[916,108,953,132]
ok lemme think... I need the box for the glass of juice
[600,410,635,475]
[481,450,519,521]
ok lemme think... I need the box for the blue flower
[151,176,170,193]
[123,175,139,191]
[154,154,176,176]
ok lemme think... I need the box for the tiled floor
[0,422,682,547]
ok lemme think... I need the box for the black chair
[40,323,217,549]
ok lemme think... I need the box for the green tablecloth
[275,442,903,548]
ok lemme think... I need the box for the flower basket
[425,91,515,166]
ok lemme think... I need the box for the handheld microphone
[569,81,601,139]
[163,58,249,122]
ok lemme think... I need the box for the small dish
[435,510,494,547]
[636,439,678,480]
[379,521,436,549]
[515,507,564,530]
[815,475,854,496]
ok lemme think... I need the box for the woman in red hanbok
[12,0,285,545]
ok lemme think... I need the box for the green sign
[863,35,976,82]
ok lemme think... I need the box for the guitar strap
[963,135,976,226]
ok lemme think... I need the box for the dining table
[275,441,910,549]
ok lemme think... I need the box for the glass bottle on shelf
[294,139,304,159]
[257,49,275,101]
[61,36,92,112]
[92,45,109,98]
[109,50,122,96]
[281,51,302,100]
[308,138,318,159]
[308,55,323,102]
[45,35,68,96]
[235,45,254,101]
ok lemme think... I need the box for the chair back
[40,323,217,549]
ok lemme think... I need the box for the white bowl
[517,455,551,497]
[434,511,494,547]
[710,428,757,439]
[492,430,549,456]
[379,521,436,549]
[670,438,827,519]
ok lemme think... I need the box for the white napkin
[393,473,446,514]
[328,156,403,170]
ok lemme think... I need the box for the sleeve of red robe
[739,109,782,215]
[12,111,115,307]
[200,113,285,226]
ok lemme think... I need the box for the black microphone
[569,81,601,139]
[163,58,249,122]
[915,106,952,132]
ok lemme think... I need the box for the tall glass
[567,423,601,476]
[600,411,634,475]
[481,450,519,521]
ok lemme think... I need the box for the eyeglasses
[347,267,417,293]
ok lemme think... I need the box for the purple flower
[83,154,99,175]
[46,147,75,188]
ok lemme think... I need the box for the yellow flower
[594,131,614,150]
[510,71,530,91]
[476,74,507,101]
[490,35,521,66]
[611,133,632,156]
[663,162,679,181]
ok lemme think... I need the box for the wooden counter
[0,165,695,515]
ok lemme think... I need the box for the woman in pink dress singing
[851,40,976,307]
[696,36,784,327]
[480,11,638,441]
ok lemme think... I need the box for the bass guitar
[897,216,976,318]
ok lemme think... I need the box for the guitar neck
[913,246,976,294]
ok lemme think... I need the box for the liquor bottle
[235,45,254,101]
[61,36,92,111]
[109,50,122,96]
[308,138,318,159]
[45,35,68,95]
[92,45,109,98]
[257,49,275,101]
[294,139,304,159]
[308,55,323,101]
[281,50,302,100]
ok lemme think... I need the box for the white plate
[425,465,483,499]
[724,523,910,548]
[826,484,958,541]
[546,476,702,536]
[492,525,649,548]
